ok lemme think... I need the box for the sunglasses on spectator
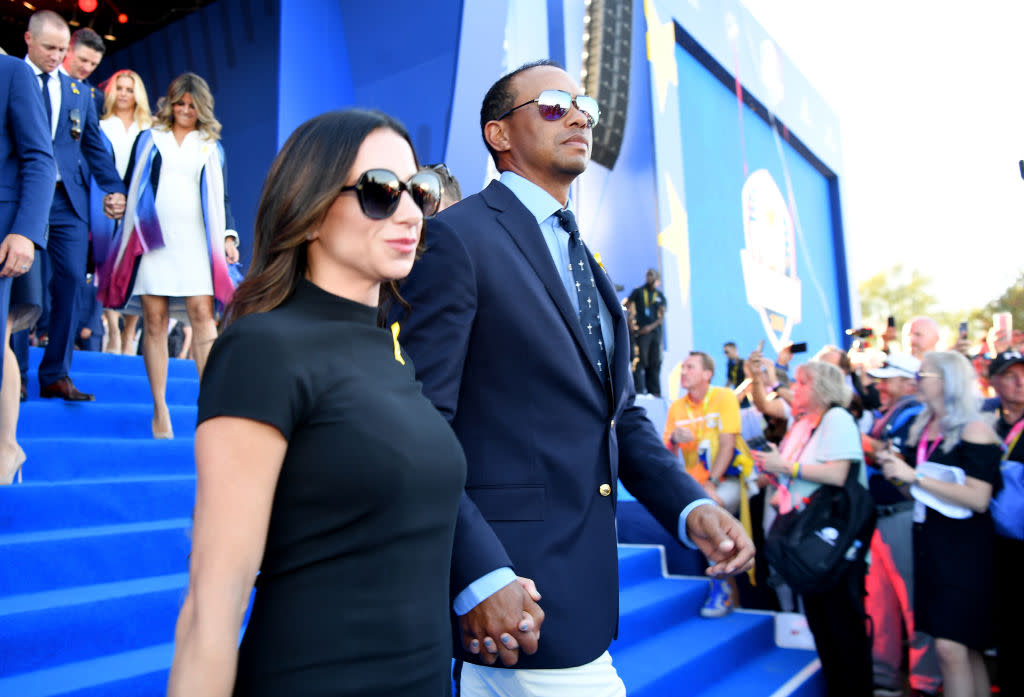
[498,90,601,128]
[339,169,442,220]
[915,371,940,382]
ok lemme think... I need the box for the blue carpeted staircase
[0,348,822,696]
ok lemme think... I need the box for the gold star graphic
[656,174,690,305]
[645,0,678,113]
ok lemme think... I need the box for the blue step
[23,373,198,406]
[0,574,186,675]
[0,477,195,533]
[617,544,665,588]
[611,611,777,697]
[27,347,198,380]
[0,520,192,595]
[17,403,198,438]
[688,647,824,697]
[20,438,195,481]
[0,644,173,697]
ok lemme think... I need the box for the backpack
[764,411,877,594]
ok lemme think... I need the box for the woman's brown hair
[225,109,422,327]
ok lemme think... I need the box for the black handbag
[764,412,876,595]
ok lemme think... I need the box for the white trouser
[460,650,627,697]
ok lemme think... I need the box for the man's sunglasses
[498,89,601,128]
[339,168,442,220]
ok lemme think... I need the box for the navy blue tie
[556,209,608,381]
[38,72,53,136]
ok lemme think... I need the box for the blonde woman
[95,69,152,354]
[100,73,237,438]
[878,351,1001,697]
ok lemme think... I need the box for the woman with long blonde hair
[95,69,152,354]
[99,72,237,438]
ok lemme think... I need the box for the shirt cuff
[453,567,518,615]
[224,230,239,242]
[677,498,718,549]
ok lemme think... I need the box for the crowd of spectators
[642,316,1023,696]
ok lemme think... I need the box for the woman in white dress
[102,73,237,438]
[96,69,151,355]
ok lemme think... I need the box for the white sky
[740,0,1024,313]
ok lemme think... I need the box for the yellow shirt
[663,386,741,483]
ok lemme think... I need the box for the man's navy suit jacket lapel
[480,180,627,410]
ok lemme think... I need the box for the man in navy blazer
[0,54,56,393]
[24,11,125,401]
[392,61,755,695]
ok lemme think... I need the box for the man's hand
[103,193,126,220]
[685,504,755,578]
[0,233,35,278]
[224,236,239,264]
[670,424,695,444]
[459,579,544,666]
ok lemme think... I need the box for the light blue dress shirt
[453,174,714,615]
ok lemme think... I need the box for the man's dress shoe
[39,377,95,402]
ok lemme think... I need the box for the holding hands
[224,236,240,264]
[459,577,544,666]
[103,192,126,220]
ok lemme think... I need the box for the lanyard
[916,420,942,464]
[682,391,712,443]
[1002,417,1024,461]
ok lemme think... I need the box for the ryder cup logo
[739,169,802,353]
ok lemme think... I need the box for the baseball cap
[868,353,920,379]
[988,350,1024,377]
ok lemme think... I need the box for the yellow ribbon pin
[390,322,405,365]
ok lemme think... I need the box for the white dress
[130,128,214,298]
[98,116,140,178]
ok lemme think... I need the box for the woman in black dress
[878,351,1001,697]
[167,110,464,696]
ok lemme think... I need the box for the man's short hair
[69,27,105,55]
[689,350,716,378]
[479,58,562,166]
[723,341,736,349]
[28,10,68,35]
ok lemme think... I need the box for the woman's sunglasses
[915,371,940,382]
[339,168,442,220]
[498,89,601,128]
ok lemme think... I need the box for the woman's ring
[20,265,28,271]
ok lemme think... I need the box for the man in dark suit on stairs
[0,52,56,393]
[392,60,755,696]
[24,10,125,401]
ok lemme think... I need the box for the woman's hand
[876,447,915,483]
[751,442,788,476]
[224,236,240,264]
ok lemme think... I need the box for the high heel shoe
[152,417,174,440]
[1,446,26,485]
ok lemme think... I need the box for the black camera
[844,327,874,339]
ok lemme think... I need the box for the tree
[970,270,1024,326]
[858,264,939,330]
